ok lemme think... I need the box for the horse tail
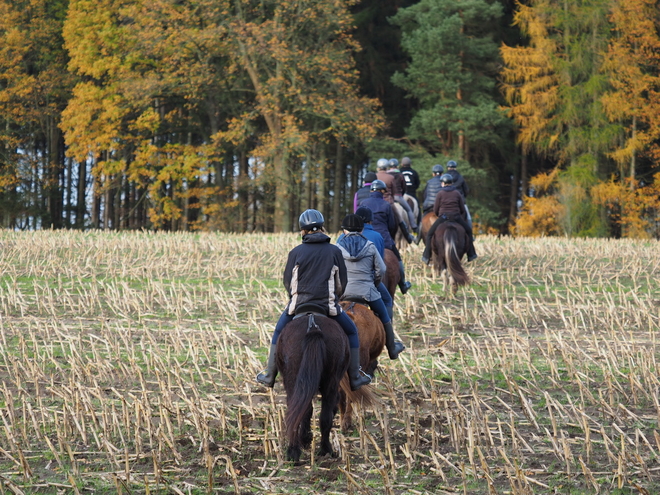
[340,379,378,408]
[445,227,469,286]
[285,320,326,443]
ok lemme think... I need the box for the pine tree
[391,0,509,161]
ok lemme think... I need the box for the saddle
[293,303,329,319]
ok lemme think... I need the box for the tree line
[0,0,659,236]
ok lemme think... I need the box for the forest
[0,0,659,236]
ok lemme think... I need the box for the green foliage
[390,0,510,158]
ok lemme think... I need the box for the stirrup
[256,370,276,388]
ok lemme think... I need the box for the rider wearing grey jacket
[336,214,405,359]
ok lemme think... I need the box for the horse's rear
[433,222,470,291]
[339,301,383,431]
[277,314,348,463]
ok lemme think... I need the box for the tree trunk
[331,140,344,232]
[77,159,87,229]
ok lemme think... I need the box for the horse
[431,221,470,293]
[338,301,384,431]
[392,202,411,251]
[419,211,438,246]
[381,249,400,302]
[403,193,421,232]
[276,312,373,463]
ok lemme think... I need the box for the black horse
[276,313,353,463]
[432,221,470,292]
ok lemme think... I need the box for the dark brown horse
[338,301,383,431]
[432,221,470,292]
[381,249,400,302]
[276,313,372,463]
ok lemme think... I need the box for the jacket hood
[441,185,458,192]
[302,232,331,244]
[337,233,370,260]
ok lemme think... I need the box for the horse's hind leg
[318,386,340,457]
[300,404,313,449]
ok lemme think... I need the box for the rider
[360,180,412,295]
[421,164,445,214]
[375,158,395,203]
[376,158,414,243]
[388,158,418,233]
[354,172,378,212]
[337,214,405,359]
[445,160,473,229]
[256,209,372,391]
[446,160,469,198]
[421,174,477,265]
[354,206,393,319]
[400,157,420,198]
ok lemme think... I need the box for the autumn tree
[226,0,383,232]
[502,0,620,236]
[601,0,660,186]
[0,0,75,229]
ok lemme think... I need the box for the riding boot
[399,221,414,244]
[383,321,405,359]
[348,348,372,391]
[386,305,393,320]
[398,261,412,294]
[421,241,432,265]
[467,241,478,262]
[407,211,418,231]
[256,344,278,387]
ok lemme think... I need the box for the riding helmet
[355,206,373,223]
[388,158,399,169]
[298,209,325,231]
[370,179,387,191]
[432,164,444,174]
[376,158,389,170]
[401,157,412,167]
[341,214,364,232]
[447,160,457,169]
[440,174,454,184]
[363,172,377,184]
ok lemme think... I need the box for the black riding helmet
[432,164,444,174]
[299,209,325,231]
[355,206,373,223]
[370,179,387,191]
[341,214,364,232]
[440,174,454,184]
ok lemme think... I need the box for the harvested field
[0,230,658,494]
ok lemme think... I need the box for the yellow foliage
[591,176,660,239]
[514,195,564,237]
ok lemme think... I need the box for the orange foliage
[514,169,564,237]
[591,175,660,239]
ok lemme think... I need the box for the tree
[601,0,660,185]
[391,0,509,162]
[502,0,620,236]
[226,0,383,232]
[0,0,75,229]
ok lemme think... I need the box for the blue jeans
[271,309,360,348]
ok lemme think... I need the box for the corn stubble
[0,231,657,493]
